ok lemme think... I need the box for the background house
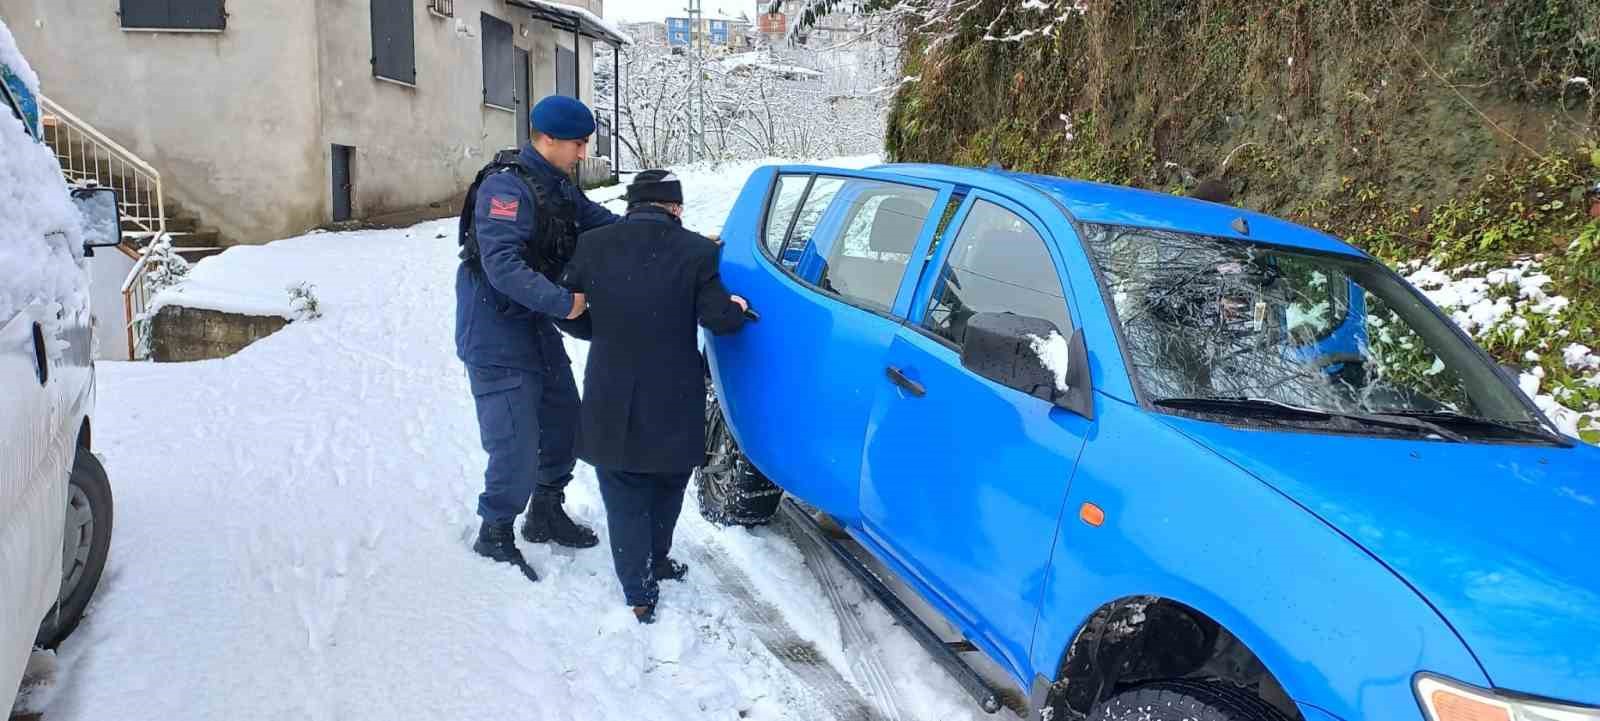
[1,0,627,249]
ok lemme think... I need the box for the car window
[803,180,936,312]
[922,199,1069,346]
[763,174,809,258]
[777,176,845,270]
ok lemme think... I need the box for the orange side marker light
[1079,502,1105,527]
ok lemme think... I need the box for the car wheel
[35,450,113,649]
[1089,681,1291,721]
[698,382,782,527]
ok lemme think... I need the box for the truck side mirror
[71,186,122,257]
[960,312,1094,419]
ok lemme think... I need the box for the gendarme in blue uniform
[455,96,620,581]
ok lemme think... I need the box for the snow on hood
[1168,417,1600,705]
[0,19,87,327]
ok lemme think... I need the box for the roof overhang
[505,0,632,46]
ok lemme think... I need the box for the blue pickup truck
[698,164,1599,721]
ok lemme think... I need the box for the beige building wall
[313,0,529,223]
[0,0,327,244]
[1,0,610,245]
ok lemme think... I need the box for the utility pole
[685,0,702,164]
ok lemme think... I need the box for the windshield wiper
[1156,397,1468,441]
[1381,411,1571,445]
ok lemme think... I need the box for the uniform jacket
[454,145,620,370]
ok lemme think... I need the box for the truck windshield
[1081,223,1545,431]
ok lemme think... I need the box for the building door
[332,144,354,222]
[556,45,576,97]
[514,47,530,147]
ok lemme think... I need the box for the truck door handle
[885,366,925,397]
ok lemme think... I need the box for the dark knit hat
[530,95,596,140]
[626,169,684,205]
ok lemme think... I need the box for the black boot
[632,604,657,624]
[523,492,600,548]
[473,520,539,583]
[654,557,689,582]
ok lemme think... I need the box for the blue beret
[530,95,596,140]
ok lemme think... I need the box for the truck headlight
[1417,675,1600,721]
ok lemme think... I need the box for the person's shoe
[473,520,539,583]
[522,492,600,548]
[632,604,657,624]
[655,557,689,582]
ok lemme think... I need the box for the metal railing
[120,243,158,360]
[428,0,454,17]
[39,94,168,359]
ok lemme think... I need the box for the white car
[2,26,119,706]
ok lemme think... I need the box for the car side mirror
[71,186,122,257]
[960,312,1094,419]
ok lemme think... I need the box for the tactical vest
[458,148,579,280]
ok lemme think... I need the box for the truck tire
[35,450,113,649]
[1089,681,1291,721]
[698,383,782,527]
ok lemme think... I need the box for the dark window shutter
[481,14,514,109]
[121,0,226,30]
[120,0,170,28]
[371,0,416,85]
[170,0,226,30]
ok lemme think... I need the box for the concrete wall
[1,0,326,245]
[313,0,531,222]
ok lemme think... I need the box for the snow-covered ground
[38,155,999,721]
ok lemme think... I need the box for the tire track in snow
[698,548,890,721]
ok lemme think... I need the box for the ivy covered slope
[887,0,1600,441]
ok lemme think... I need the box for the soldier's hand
[567,292,588,319]
[708,233,722,244]
[729,294,749,312]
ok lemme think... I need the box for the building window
[555,46,576,98]
[119,0,226,31]
[481,13,515,110]
[427,0,454,18]
[370,0,416,85]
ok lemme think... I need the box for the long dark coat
[561,206,747,473]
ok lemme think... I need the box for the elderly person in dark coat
[560,170,749,623]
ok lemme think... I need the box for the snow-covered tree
[596,18,897,168]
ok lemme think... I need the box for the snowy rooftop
[716,53,824,78]
[508,0,632,45]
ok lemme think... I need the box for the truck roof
[870,163,1368,258]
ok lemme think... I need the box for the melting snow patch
[1029,331,1072,392]
[1562,344,1599,371]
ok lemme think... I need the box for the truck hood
[1167,417,1600,707]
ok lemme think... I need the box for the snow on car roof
[0,18,88,325]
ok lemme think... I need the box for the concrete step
[176,246,225,261]
[122,216,198,233]
[162,230,220,248]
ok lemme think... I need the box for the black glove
[552,311,593,341]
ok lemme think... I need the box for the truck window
[922,199,1070,347]
[812,181,935,311]
[763,174,809,258]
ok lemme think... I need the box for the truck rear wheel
[698,384,782,527]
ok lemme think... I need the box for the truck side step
[779,498,1006,714]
